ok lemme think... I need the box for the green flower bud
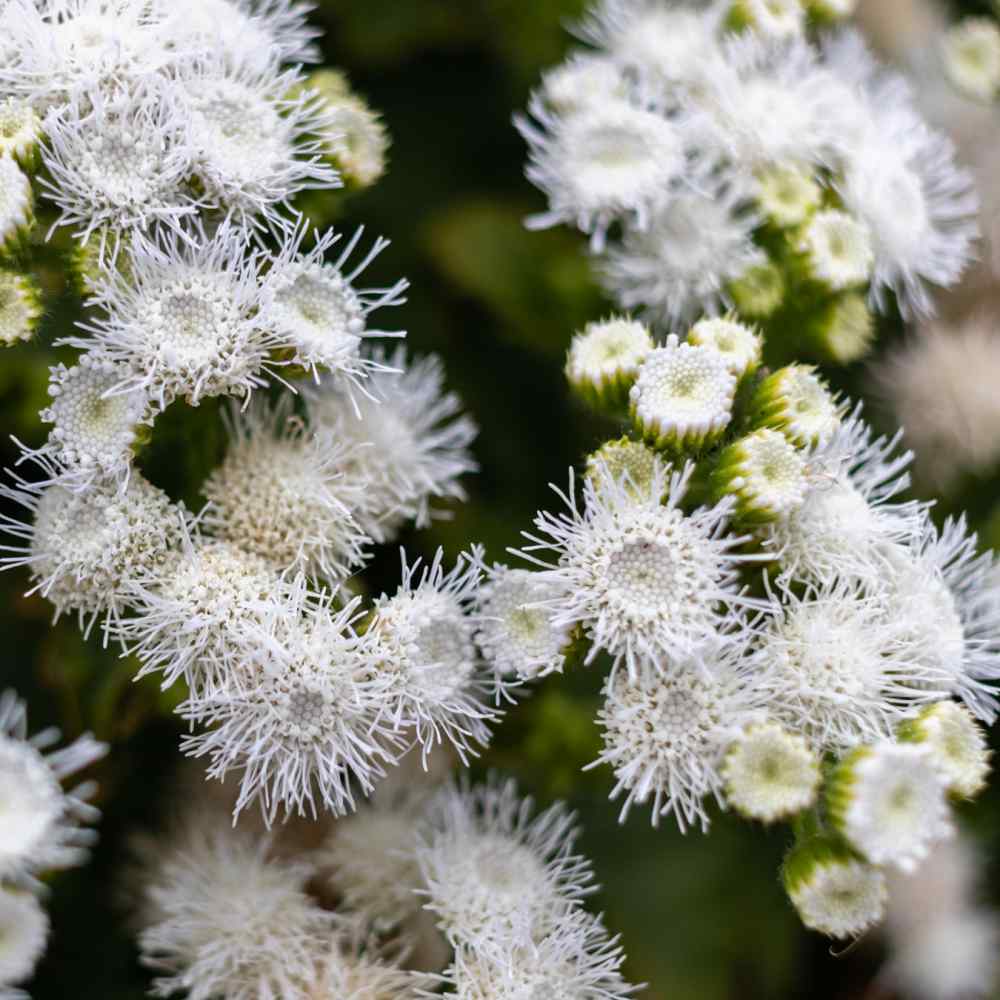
[754,162,822,230]
[804,292,876,364]
[0,270,41,346]
[898,701,991,800]
[727,260,785,320]
[686,315,762,382]
[747,364,841,448]
[566,316,654,412]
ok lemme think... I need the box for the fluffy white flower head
[799,210,874,291]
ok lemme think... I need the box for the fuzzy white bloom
[784,841,887,939]
[201,399,370,581]
[178,56,339,226]
[752,581,951,753]
[517,95,688,249]
[686,316,762,380]
[798,210,874,291]
[415,780,595,955]
[763,414,925,586]
[0,888,48,991]
[722,722,820,822]
[473,564,571,686]
[0,467,187,636]
[38,359,150,487]
[368,550,499,761]
[629,335,736,451]
[72,222,279,410]
[516,462,761,678]
[600,174,762,326]
[440,907,637,1000]
[39,82,195,246]
[0,158,31,251]
[0,272,42,348]
[591,638,768,831]
[872,317,1000,492]
[262,221,407,386]
[137,824,334,1000]
[305,349,478,539]
[539,53,628,115]
[900,701,991,799]
[0,690,106,888]
[753,161,822,229]
[180,598,401,823]
[307,930,432,1000]
[941,18,1000,103]
[827,742,952,873]
[565,316,653,406]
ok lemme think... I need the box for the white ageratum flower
[798,210,874,292]
[305,349,478,539]
[178,56,339,226]
[262,220,407,385]
[783,838,887,938]
[710,428,808,525]
[941,18,1000,103]
[749,364,841,448]
[316,789,433,929]
[0,690,106,888]
[577,0,725,98]
[899,701,991,800]
[877,519,1000,723]
[0,157,31,253]
[118,538,305,694]
[415,780,595,955]
[722,721,820,822]
[762,413,925,586]
[600,173,762,326]
[729,0,805,39]
[38,359,150,487]
[827,743,953,873]
[517,94,688,249]
[516,462,762,678]
[0,98,40,168]
[0,271,41,347]
[0,467,186,636]
[837,110,977,318]
[137,824,334,1000]
[368,550,499,761]
[565,316,653,409]
[441,908,636,1000]
[309,931,432,1000]
[72,222,279,409]
[539,53,627,115]
[474,564,571,686]
[629,335,736,451]
[752,581,950,753]
[39,82,195,247]
[686,316,762,381]
[753,161,821,229]
[180,600,401,823]
[806,291,875,364]
[591,640,767,831]
[0,888,48,991]
[201,399,370,582]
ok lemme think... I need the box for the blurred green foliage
[5,2,1000,998]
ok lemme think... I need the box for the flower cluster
[0,690,105,997]
[517,0,978,361]
[129,773,638,1000]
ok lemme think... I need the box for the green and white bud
[748,364,841,448]
[727,0,805,39]
[805,0,856,23]
[68,230,133,296]
[566,316,654,411]
[754,162,821,230]
[723,721,820,822]
[727,260,785,319]
[898,702,991,800]
[0,270,41,346]
[585,437,664,501]
[783,836,887,938]
[804,291,876,364]
[629,333,735,452]
[941,18,1000,103]
[798,210,874,292]
[0,99,41,172]
[304,69,389,188]
[827,743,953,873]
[686,316,762,382]
[0,157,33,257]
[710,428,808,524]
